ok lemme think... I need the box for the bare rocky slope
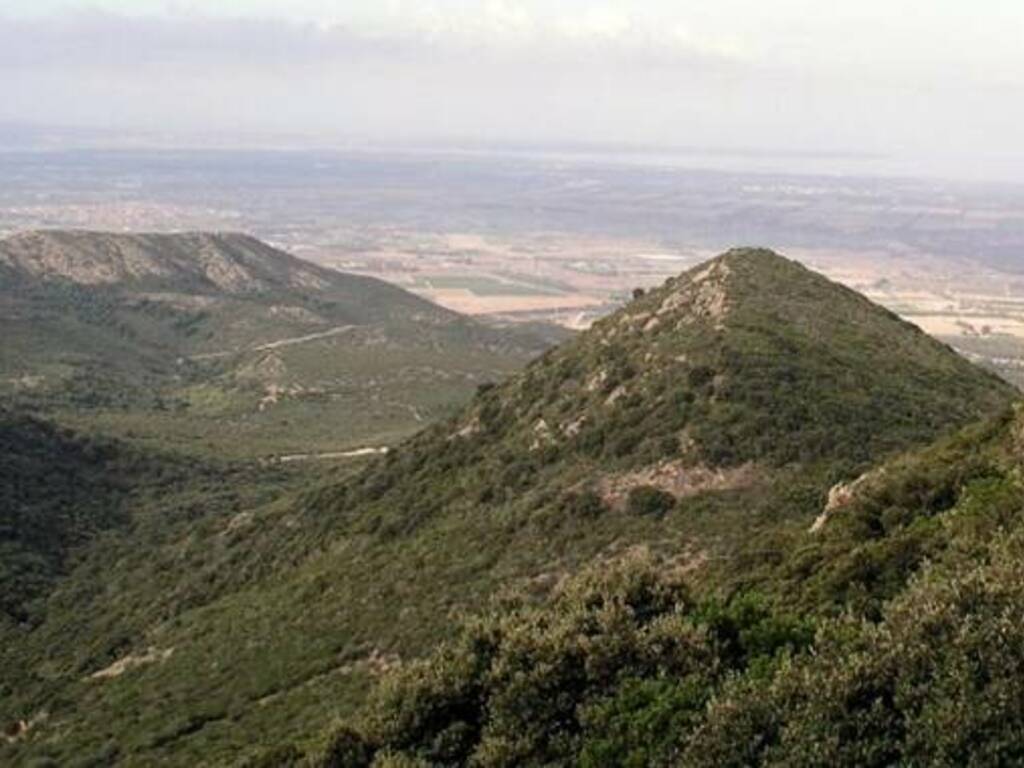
[0,230,330,293]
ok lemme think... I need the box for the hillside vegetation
[1,248,1018,766]
[0,406,319,630]
[0,230,553,458]
[325,405,1024,767]
[1,408,142,623]
[310,248,1013,539]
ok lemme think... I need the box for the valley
[7,1,1024,763]
[6,148,1024,388]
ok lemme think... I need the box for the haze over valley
[6,144,1024,389]
[5,2,1024,766]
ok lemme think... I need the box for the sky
[2,1,1023,180]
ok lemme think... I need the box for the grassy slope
[1,249,1017,765]
[0,408,142,623]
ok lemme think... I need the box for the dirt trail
[275,447,389,463]
[188,324,361,361]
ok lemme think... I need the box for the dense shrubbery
[311,522,1024,768]
[772,410,1022,617]
[558,488,607,519]
[0,407,226,623]
[299,406,1024,767]
[311,554,812,767]
[626,485,676,517]
[687,535,1024,766]
[307,250,1015,546]
[6,249,1023,765]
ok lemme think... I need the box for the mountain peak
[437,247,1015,476]
[614,247,813,337]
[716,246,791,265]
[712,246,814,282]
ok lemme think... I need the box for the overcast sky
[2,1,1023,180]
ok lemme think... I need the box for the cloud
[0,7,747,72]
[0,11,405,69]
[0,7,750,146]
[2,3,1021,171]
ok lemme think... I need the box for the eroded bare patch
[88,647,175,680]
[599,459,757,510]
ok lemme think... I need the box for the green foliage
[3,248,1021,766]
[321,403,1024,767]
[322,554,815,767]
[320,728,373,768]
[626,485,676,517]
[772,410,1024,617]
[239,744,306,767]
[313,248,1014,545]
[687,536,1024,767]
[558,488,607,519]
[0,407,223,623]
[578,677,704,768]
[0,231,550,459]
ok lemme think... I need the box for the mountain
[1,248,1016,766]
[0,230,556,457]
[0,230,338,294]
[316,247,1014,537]
[325,406,1024,767]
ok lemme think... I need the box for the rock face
[811,470,881,532]
[654,258,732,329]
[0,230,328,294]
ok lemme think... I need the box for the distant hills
[1,248,1016,766]
[0,230,556,457]
[0,231,334,293]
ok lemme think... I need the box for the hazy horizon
[2,2,1023,184]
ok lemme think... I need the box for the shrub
[319,728,372,768]
[685,536,1024,766]
[626,486,676,518]
[559,489,607,519]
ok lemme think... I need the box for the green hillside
[0,248,1017,766]
[326,405,1024,767]
[310,248,1013,541]
[0,408,141,623]
[0,404,321,624]
[0,230,554,458]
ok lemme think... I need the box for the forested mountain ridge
[311,247,1014,537]
[1,248,1017,766]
